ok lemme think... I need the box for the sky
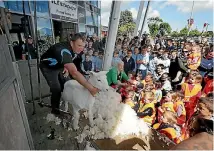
[101,0,213,33]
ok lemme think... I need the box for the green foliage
[203,31,213,37]
[170,31,179,37]
[179,27,188,36]
[147,17,171,37]
[118,10,135,36]
[189,29,201,37]
[119,10,133,27]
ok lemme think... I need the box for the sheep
[61,71,109,130]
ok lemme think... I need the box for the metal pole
[139,0,151,38]
[33,1,42,106]
[0,8,16,61]
[187,0,194,36]
[103,1,121,71]
[133,0,145,37]
[22,1,35,114]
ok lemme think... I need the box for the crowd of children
[111,35,213,144]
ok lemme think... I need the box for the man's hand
[89,87,99,97]
[63,68,69,78]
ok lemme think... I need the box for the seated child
[141,72,153,87]
[181,73,202,120]
[153,111,183,144]
[202,72,213,97]
[124,91,138,112]
[154,81,163,104]
[173,92,186,125]
[187,97,213,137]
[160,73,172,91]
[187,45,201,70]
[137,92,156,125]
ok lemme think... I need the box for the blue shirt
[132,54,138,71]
[95,58,103,71]
[137,53,149,70]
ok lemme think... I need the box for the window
[30,1,49,18]
[86,11,98,26]
[90,0,98,7]
[36,18,53,54]
[4,1,30,14]
[78,1,85,7]
[78,6,86,24]
[78,23,86,33]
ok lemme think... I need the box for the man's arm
[64,63,97,96]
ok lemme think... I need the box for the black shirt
[41,42,75,69]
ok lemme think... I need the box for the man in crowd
[136,45,149,80]
[22,35,37,60]
[40,33,99,115]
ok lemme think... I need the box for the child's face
[89,50,93,56]
[136,75,142,81]
[156,67,163,73]
[114,53,119,58]
[83,49,87,54]
[145,75,152,82]
[188,76,195,84]
[197,103,211,118]
[128,73,133,79]
[99,54,103,59]
[85,56,90,61]
[164,93,172,102]
[89,42,93,47]
[116,45,121,50]
[94,52,98,56]
[171,52,177,59]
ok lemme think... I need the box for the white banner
[50,0,77,21]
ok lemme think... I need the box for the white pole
[103,1,121,71]
[139,0,151,38]
[187,0,194,36]
[133,0,145,36]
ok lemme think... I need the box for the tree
[159,22,172,35]
[179,27,188,37]
[147,17,172,37]
[118,10,135,36]
[189,29,201,37]
[119,10,133,27]
[170,31,179,37]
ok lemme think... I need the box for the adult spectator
[22,35,37,60]
[169,50,180,80]
[199,46,214,77]
[92,34,101,51]
[106,61,132,88]
[40,33,99,114]
[166,39,175,51]
[122,50,135,75]
[136,45,150,80]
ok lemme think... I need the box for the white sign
[50,0,77,21]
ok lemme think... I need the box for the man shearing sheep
[40,33,99,115]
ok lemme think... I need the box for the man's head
[171,50,177,59]
[117,61,124,72]
[141,45,148,55]
[167,39,173,46]
[127,50,132,58]
[156,64,165,73]
[70,33,85,54]
[88,41,93,48]
[92,34,97,41]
